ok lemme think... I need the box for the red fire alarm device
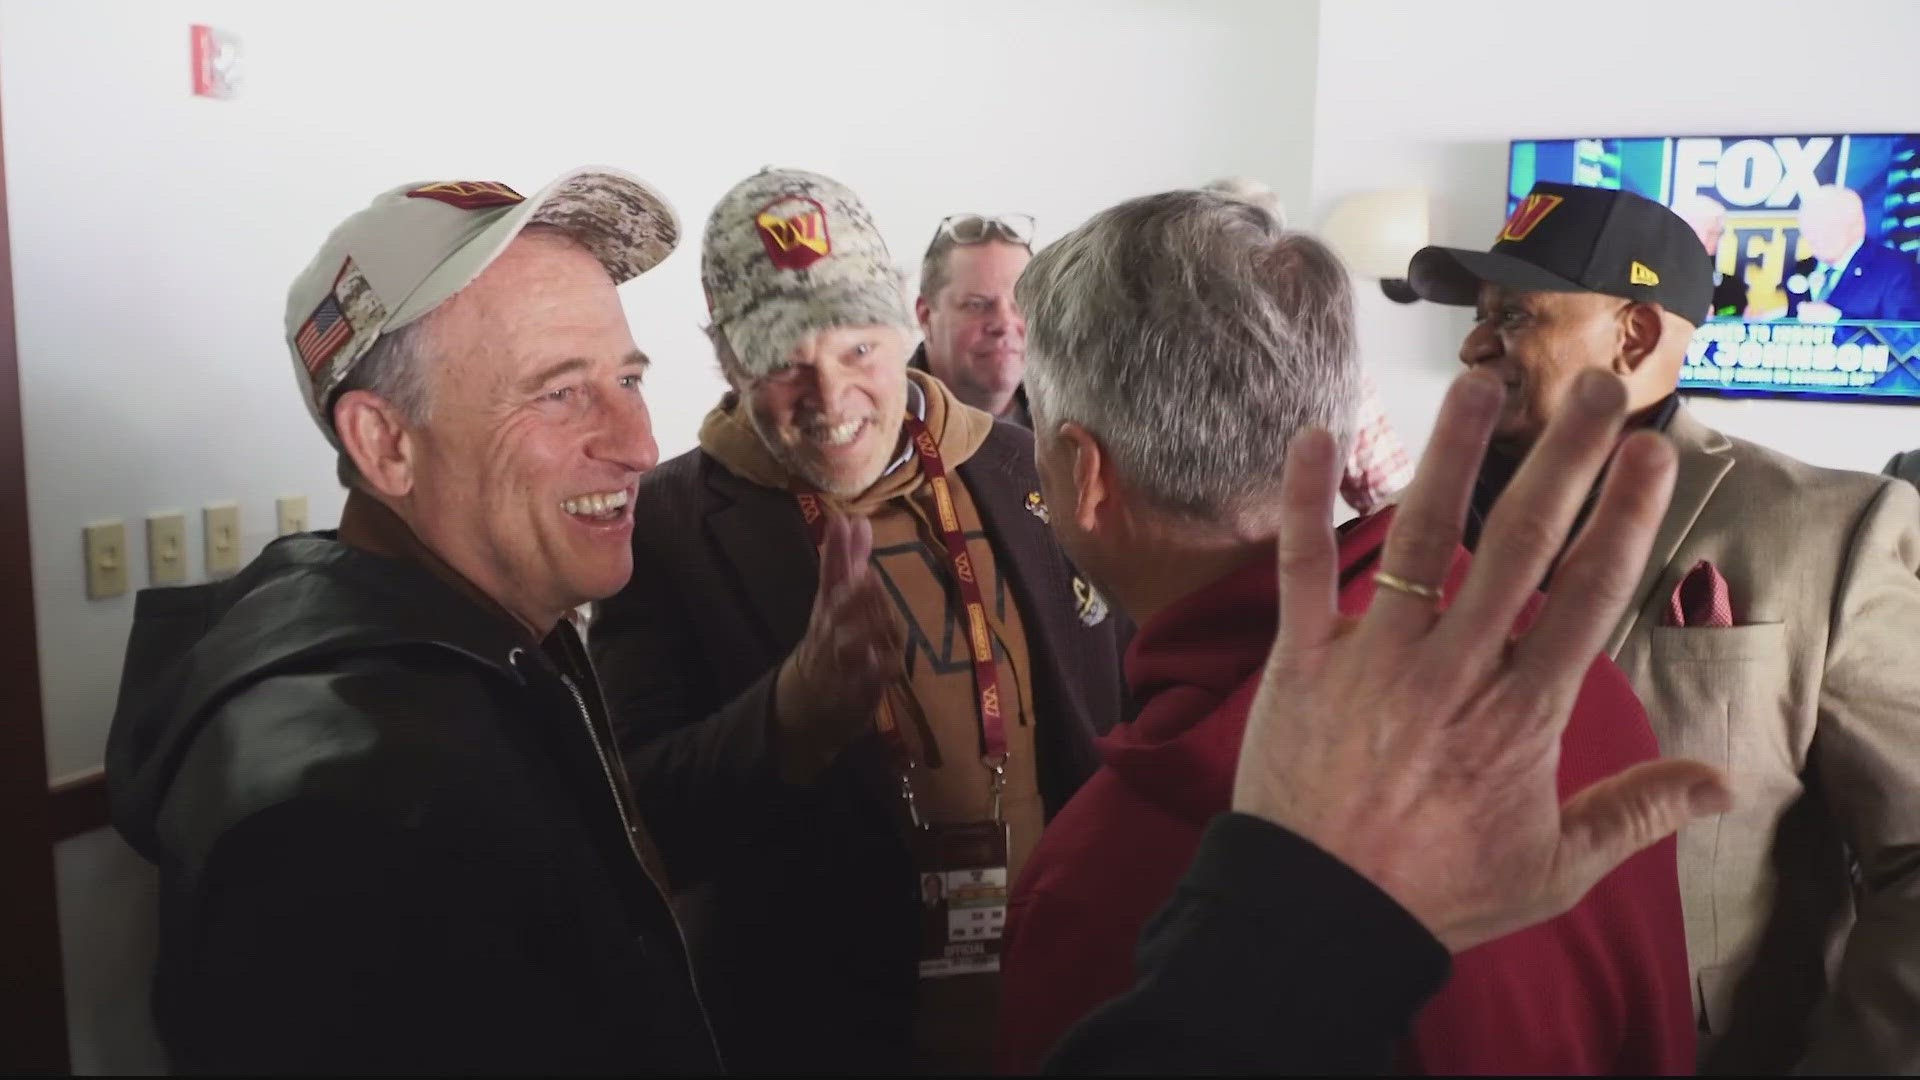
[191,25,241,99]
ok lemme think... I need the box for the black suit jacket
[908,341,1031,429]
[590,419,1131,1074]
[1783,245,1920,322]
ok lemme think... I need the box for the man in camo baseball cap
[592,166,1129,1076]
[106,164,726,1075]
[700,166,916,382]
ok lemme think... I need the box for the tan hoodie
[698,368,994,511]
[700,367,1040,1072]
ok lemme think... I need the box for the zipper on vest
[559,671,725,1069]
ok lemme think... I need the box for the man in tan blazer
[1409,181,1920,1073]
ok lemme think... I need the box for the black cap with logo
[1408,181,1715,326]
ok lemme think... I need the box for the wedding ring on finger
[1373,570,1444,603]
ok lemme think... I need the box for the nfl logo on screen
[191,25,241,100]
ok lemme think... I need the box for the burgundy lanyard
[794,413,1009,818]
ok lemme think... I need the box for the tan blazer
[1608,406,1920,1074]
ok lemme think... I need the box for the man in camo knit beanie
[591,166,1130,1074]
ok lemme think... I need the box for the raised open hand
[1234,368,1733,952]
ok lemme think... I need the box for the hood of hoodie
[697,366,994,514]
[105,506,535,870]
[1098,508,1476,816]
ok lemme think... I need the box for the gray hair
[1201,176,1288,227]
[331,313,436,489]
[1017,190,1359,523]
[327,225,586,489]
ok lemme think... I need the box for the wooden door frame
[0,56,74,1074]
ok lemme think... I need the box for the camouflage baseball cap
[285,166,679,446]
[701,166,914,379]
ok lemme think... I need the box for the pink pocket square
[1666,560,1733,628]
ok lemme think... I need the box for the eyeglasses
[933,212,1036,248]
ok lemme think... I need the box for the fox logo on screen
[1672,136,1845,209]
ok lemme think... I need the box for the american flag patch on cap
[296,260,357,377]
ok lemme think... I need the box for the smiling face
[1459,283,1631,443]
[919,240,1030,413]
[400,230,659,631]
[734,324,914,496]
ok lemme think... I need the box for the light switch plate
[204,503,242,577]
[276,495,308,536]
[83,520,129,599]
[147,512,187,586]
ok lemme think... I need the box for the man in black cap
[1409,181,1920,1074]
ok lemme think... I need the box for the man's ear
[1615,303,1666,376]
[333,390,416,498]
[1057,421,1114,534]
[914,294,933,337]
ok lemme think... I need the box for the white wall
[1,0,1320,1069]
[6,0,1319,781]
[1312,0,1920,470]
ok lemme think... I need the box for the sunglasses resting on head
[931,212,1036,249]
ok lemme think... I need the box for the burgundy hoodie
[996,510,1695,1074]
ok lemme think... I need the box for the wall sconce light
[1319,189,1430,304]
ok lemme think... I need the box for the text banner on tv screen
[1508,134,1920,403]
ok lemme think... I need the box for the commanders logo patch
[406,180,525,211]
[755,196,832,270]
[1498,192,1564,242]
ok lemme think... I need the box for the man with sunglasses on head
[590,170,1129,1076]
[910,212,1035,428]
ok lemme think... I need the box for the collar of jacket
[334,491,610,692]
[1100,510,1438,810]
[338,488,545,648]
[1119,511,1402,708]
[910,341,1031,428]
[333,496,633,843]
[1601,401,1737,656]
[1466,392,1683,559]
[697,366,993,514]
[332,493,655,873]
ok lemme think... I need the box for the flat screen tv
[1507,133,1920,403]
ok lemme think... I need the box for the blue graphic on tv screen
[1507,133,1920,405]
